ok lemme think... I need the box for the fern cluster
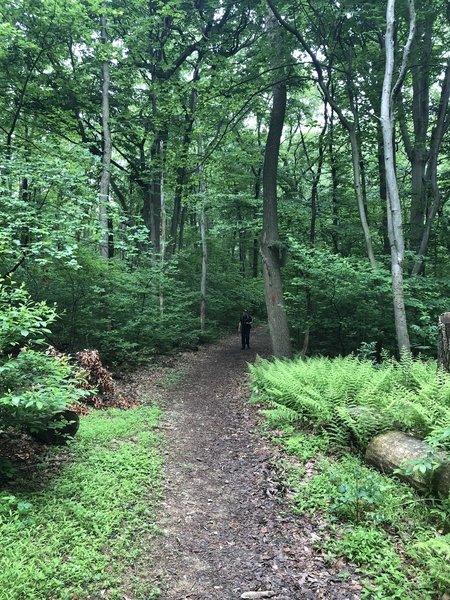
[249,353,450,449]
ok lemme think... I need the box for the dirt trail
[144,328,362,599]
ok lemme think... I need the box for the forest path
[130,328,361,600]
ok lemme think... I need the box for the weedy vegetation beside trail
[250,353,450,599]
[0,406,162,600]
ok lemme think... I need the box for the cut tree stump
[365,431,450,497]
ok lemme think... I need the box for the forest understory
[2,328,450,599]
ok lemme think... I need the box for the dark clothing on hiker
[239,312,252,349]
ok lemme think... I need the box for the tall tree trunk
[409,15,433,253]
[169,165,186,256]
[150,169,162,256]
[252,167,261,277]
[377,120,391,254]
[260,16,292,358]
[411,58,450,275]
[329,110,340,253]
[168,78,198,257]
[178,205,187,251]
[348,127,377,267]
[99,9,112,259]
[437,312,450,372]
[159,140,166,316]
[237,206,247,275]
[267,0,376,268]
[381,0,415,353]
[199,175,208,333]
[141,136,164,257]
[309,104,327,243]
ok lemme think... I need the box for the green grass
[0,406,162,600]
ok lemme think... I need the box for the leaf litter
[119,327,362,600]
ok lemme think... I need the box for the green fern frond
[249,352,450,451]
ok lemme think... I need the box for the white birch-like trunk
[99,9,111,259]
[381,0,415,353]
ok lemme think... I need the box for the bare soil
[125,327,362,600]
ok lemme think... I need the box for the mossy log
[29,410,80,445]
[365,431,450,498]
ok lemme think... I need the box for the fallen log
[365,431,450,498]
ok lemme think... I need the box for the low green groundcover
[0,406,162,600]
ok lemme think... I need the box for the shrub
[0,283,87,436]
[0,349,88,433]
[0,280,56,355]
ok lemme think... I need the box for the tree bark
[329,110,340,253]
[366,431,450,498]
[252,168,262,277]
[411,58,450,275]
[348,127,377,267]
[437,312,450,372]
[261,16,292,358]
[199,178,207,334]
[160,140,166,316]
[99,9,112,259]
[376,120,391,254]
[409,15,433,253]
[168,80,197,257]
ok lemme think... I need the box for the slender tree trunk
[309,104,327,243]
[411,58,450,275]
[169,77,198,256]
[377,120,391,254]
[261,16,292,358]
[169,165,186,256]
[348,127,377,267]
[141,134,165,257]
[267,0,376,267]
[301,290,312,358]
[199,175,207,333]
[329,110,339,253]
[237,206,247,275]
[150,168,162,255]
[179,205,187,251]
[159,140,166,317]
[252,168,261,277]
[99,9,112,259]
[108,217,114,257]
[381,0,415,353]
[348,76,369,224]
[409,16,432,253]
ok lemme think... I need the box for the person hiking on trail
[238,309,253,349]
